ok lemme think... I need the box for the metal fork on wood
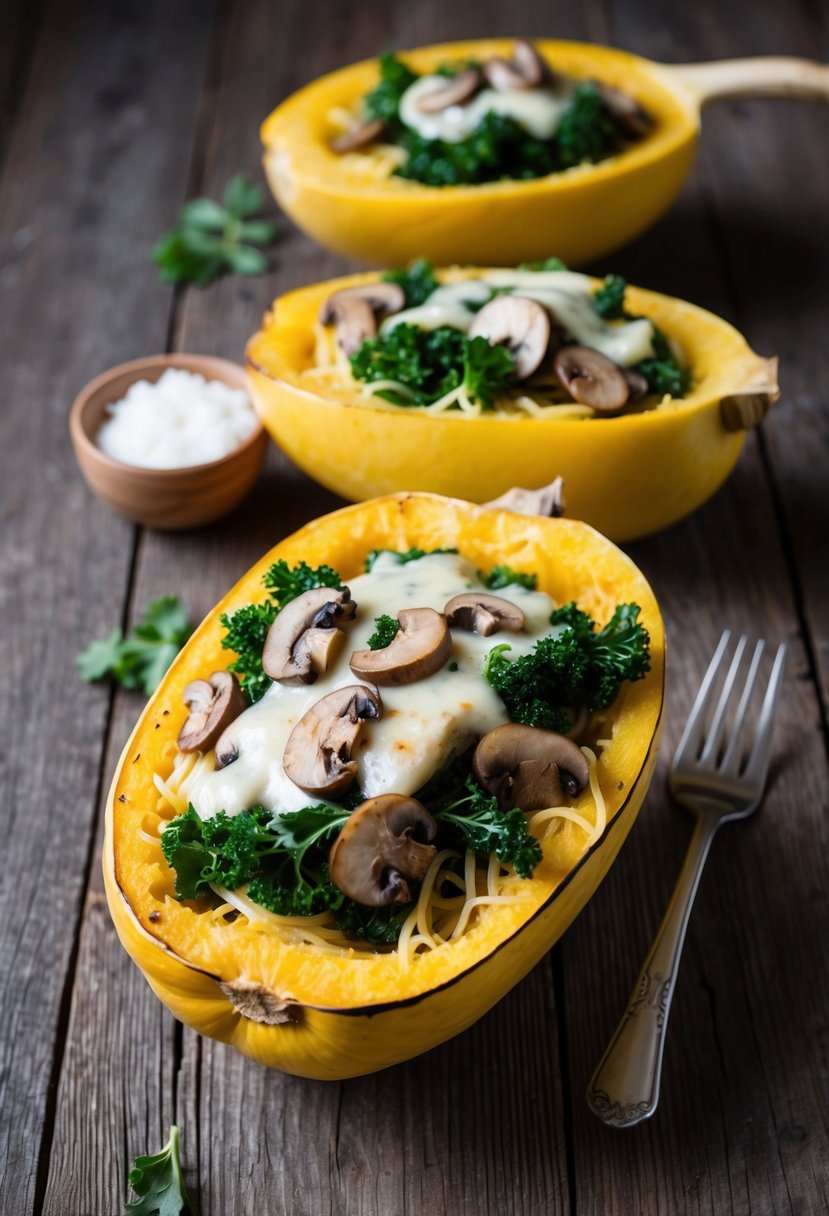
[586,630,788,1128]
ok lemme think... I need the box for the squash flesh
[104,493,664,1077]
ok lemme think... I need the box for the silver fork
[586,630,788,1128]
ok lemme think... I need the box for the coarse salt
[95,368,258,469]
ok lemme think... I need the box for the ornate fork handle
[586,811,718,1127]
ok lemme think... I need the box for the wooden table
[2,1,828,1212]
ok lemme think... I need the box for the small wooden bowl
[70,354,268,530]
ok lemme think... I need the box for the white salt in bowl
[70,354,268,529]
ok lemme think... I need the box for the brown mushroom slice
[444,592,525,637]
[594,81,652,138]
[472,724,590,812]
[484,476,566,518]
[319,282,407,356]
[349,607,451,686]
[177,671,246,754]
[331,116,387,154]
[553,345,631,414]
[282,685,382,797]
[483,39,548,91]
[328,794,438,907]
[262,586,357,686]
[623,367,650,403]
[468,295,551,380]
[416,67,482,113]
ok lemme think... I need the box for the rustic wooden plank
[560,2,829,1211]
[0,1,217,1213]
[121,1,609,1211]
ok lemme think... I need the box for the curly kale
[593,273,628,320]
[396,111,559,187]
[367,614,400,650]
[635,327,691,398]
[437,779,542,878]
[220,560,344,703]
[363,52,417,134]
[350,322,515,408]
[382,258,439,307]
[556,82,622,168]
[484,602,651,732]
[364,546,458,572]
[518,256,568,272]
[481,564,538,592]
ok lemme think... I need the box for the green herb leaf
[517,256,568,272]
[363,546,458,572]
[153,175,277,288]
[125,1125,197,1216]
[481,564,538,591]
[382,258,439,307]
[363,52,418,130]
[367,614,400,650]
[436,777,542,878]
[77,596,193,696]
[634,326,690,397]
[593,273,628,320]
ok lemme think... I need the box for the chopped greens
[481,564,538,592]
[153,174,277,288]
[357,56,639,188]
[76,595,193,696]
[636,327,691,397]
[436,777,542,878]
[484,602,650,732]
[518,256,568,272]
[367,614,400,650]
[350,322,515,407]
[593,273,628,320]
[382,258,439,307]
[364,546,458,571]
[220,560,344,704]
[125,1124,196,1216]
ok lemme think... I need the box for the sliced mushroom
[621,367,649,403]
[282,685,382,797]
[594,82,652,139]
[177,671,246,754]
[349,607,451,685]
[553,345,631,414]
[262,586,357,685]
[444,592,525,637]
[483,39,548,91]
[415,67,482,113]
[329,794,437,907]
[484,476,566,518]
[468,295,551,380]
[331,116,387,154]
[319,282,406,355]
[473,724,590,812]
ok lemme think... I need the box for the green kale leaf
[635,326,690,397]
[125,1124,197,1216]
[484,602,650,731]
[481,564,538,591]
[76,595,193,696]
[556,82,621,168]
[517,256,569,272]
[593,273,628,320]
[382,258,439,307]
[363,546,459,572]
[436,777,542,878]
[363,52,418,132]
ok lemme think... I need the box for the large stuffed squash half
[104,493,664,1079]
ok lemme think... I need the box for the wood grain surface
[1,1,827,1213]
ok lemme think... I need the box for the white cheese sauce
[398,75,573,144]
[382,270,656,369]
[186,552,558,821]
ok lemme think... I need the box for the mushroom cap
[262,586,357,686]
[349,606,452,686]
[330,116,387,154]
[328,794,438,907]
[483,39,548,91]
[594,81,652,138]
[468,295,551,380]
[622,367,650,403]
[177,671,246,754]
[282,685,382,797]
[553,345,631,414]
[319,282,407,356]
[472,724,590,812]
[484,476,566,519]
[415,67,482,113]
[444,592,525,637]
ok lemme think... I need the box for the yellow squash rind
[104,493,664,1078]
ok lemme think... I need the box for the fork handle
[586,814,718,1127]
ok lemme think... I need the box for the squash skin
[260,39,699,266]
[246,271,778,542]
[104,493,664,1079]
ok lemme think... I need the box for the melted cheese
[382,281,492,335]
[398,75,572,143]
[186,553,558,821]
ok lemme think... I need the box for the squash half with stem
[104,492,664,1080]
[246,270,779,543]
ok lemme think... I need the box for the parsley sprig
[76,596,193,695]
[153,174,278,287]
[125,1124,196,1216]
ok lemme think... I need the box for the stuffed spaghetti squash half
[104,492,664,1079]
